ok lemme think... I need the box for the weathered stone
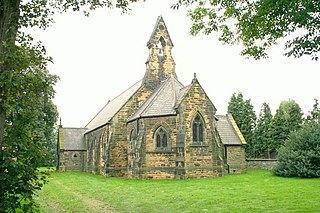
[57,16,247,179]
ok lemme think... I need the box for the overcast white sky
[30,1,319,127]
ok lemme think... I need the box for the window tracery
[155,127,168,148]
[193,113,204,144]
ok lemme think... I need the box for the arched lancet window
[155,127,168,148]
[193,113,204,144]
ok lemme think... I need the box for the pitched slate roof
[129,76,185,121]
[61,128,87,150]
[85,79,142,132]
[216,114,247,145]
[175,84,192,107]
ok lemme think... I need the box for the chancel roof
[129,76,188,121]
[216,114,247,145]
[85,79,142,132]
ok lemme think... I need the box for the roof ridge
[85,79,142,129]
[174,83,192,108]
[84,100,111,128]
[136,77,172,117]
[227,114,247,145]
[128,75,183,121]
[171,77,177,107]
[108,79,143,105]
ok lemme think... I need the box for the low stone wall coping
[246,159,277,170]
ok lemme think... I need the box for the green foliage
[0,57,58,212]
[305,99,320,123]
[274,122,320,178]
[36,170,320,212]
[0,0,142,211]
[251,102,273,158]
[227,92,256,156]
[172,0,320,60]
[268,99,303,153]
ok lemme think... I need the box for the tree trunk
[0,105,5,163]
[0,0,21,168]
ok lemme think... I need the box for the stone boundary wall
[246,159,277,170]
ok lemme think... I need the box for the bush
[273,122,320,178]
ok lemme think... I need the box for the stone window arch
[155,126,169,148]
[192,113,205,144]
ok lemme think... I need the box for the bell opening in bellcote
[157,37,166,57]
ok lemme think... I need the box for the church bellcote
[143,16,177,91]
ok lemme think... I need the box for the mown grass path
[36,169,320,212]
[37,176,117,212]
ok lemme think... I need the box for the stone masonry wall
[85,126,109,175]
[225,146,246,174]
[144,17,176,92]
[59,150,86,172]
[86,84,154,177]
[246,159,277,170]
[127,116,178,179]
[178,79,225,178]
[141,116,177,179]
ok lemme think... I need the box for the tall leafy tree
[1,67,58,211]
[268,100,303,154]
[0,0,138,211]
[228,92,256,156]
[172,0,320,60]
[251,103,273,158]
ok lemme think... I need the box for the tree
[251,103,273,158]
[268,100,303,155]
[0,0,138,211]
[274,122,320,178]
[305,99,320,123]
[227,92,256,156]
[0,67,58,211]
[274,99,320,177]
[172,0,320,60]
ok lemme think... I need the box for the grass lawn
[36,169,320,212]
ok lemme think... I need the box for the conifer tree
[274,99,320,177]
[274,122,320,178]
[228,92,256,157]
[268,100,303,156]
[251,103,273,158]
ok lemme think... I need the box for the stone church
[57,16,247,179]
